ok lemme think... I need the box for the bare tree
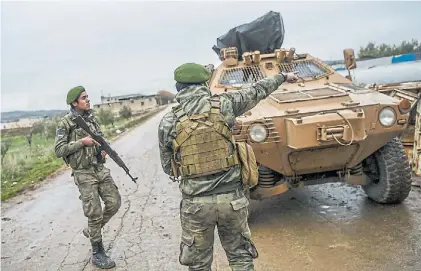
[119,106,132,119]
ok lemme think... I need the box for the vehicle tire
[362,137,412,204]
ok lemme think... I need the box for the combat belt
[171,96,239,178]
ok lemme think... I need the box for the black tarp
[212,11,285,60]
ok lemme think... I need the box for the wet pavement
[1,106,421,271]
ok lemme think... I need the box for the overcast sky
[2,1,421,112]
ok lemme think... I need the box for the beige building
[93,93,159,116]
[1,117,44,130]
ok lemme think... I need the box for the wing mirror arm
[343,48,357,81]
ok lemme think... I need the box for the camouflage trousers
[179,187,258,271]
[73,165,122,242]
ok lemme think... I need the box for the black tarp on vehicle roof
[212,11,285,60]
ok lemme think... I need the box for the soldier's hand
[285,71,299,83]
[101,150,107,158]
[81,136,100,146]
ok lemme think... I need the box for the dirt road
[2,106,421,271]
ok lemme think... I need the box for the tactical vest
[171,96,239,178]
[60,113,101,169]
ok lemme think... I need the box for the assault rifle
[73,115,138,183]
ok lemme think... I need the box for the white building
[93,93,159,116]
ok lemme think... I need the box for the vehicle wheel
[362,137,412,204]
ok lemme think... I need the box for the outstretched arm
[220,73,297,117]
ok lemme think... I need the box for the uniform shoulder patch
[56,127,66,137]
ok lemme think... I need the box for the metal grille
[337,83,367,91]
[271,88,345,102]
[277,60,329,78]
[219,65,265,87]
[301,88,343,98]
[271,92,309,101]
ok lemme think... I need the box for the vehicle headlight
[379,107,396,127]
[249,123,267,142]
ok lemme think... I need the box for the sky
[1,0,421,112]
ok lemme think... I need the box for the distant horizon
[1,89,175,113]
[2,1,420,112]
[1,46,418,114]
[3,55,421,114]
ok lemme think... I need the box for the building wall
[1,117,44,130]
[93,96,158,116]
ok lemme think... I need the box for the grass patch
[1,106,167,201]
[1,135,62,200]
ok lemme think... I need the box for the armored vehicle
[204,11,417,204]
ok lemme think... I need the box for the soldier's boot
[90,239,116,269]
[98,239,112,260]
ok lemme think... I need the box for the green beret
[174,63,211,83]
[66,86,85,104]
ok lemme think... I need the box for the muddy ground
[1,106,421,271]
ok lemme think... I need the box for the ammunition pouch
[235,141,258,188]
[177,154,239,177]
[171,157,179,178]
[171,96,240,178]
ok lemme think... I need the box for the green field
[1,135,63,200]
[1,107,167,201]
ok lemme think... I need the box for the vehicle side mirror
[343,48,357,70]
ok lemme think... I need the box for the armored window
[219,65,266,87]
[277,60,330,79]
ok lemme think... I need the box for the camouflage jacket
[158,74,286,197]
[54,108,107,173]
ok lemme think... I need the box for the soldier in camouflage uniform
[158,63,298,270]
[54,86,121,269]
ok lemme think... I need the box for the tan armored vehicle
[205,11,418,204]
